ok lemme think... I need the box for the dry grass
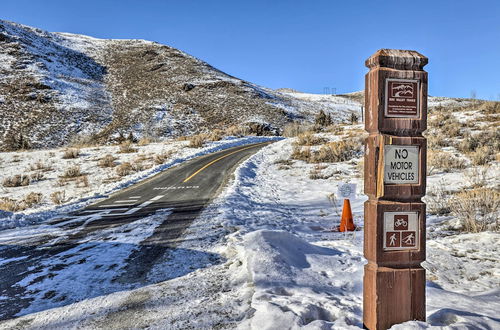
[75,175,90,188]
[137,138,152,146]
[282,122,312,137]
[61,165,82,178]
[50,191,66,205]
[309,164,331,180]
[118,141,137,153]
[30,171,45,182]
[295,132,327,146]
[116,162,133,176]
[427,150,466,174]
[314,139,362,163]
[62,148,80,159]
[291,138,361,164]
[452,188,499,232]
[30,160,53,172]
[0,198,25,212]
[24,192,43,207]
[470,146,494,166]
[188,134,206,148]
[98,154,117,168]
[154,151,173,165]
[2,174,30,187]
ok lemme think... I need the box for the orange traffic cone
[338,199,356,232]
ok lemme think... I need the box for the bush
[0,198,25,212]
[98,154,117,168]
[24,192,43,207]
[61,165,82,178]
[470,146,494,166]
[119,141,137,153]
[62,148,80,159]
[295,132,327,146]
[116,162,133,176]
[313,139,361,163]
[75,175,89,188]
[315,110,332,127]
[188,134,206,148]
[452,188,499,232]
[30,160,53,172]
[282,122,312,137]
[50,191,66,205]
[154,151,172,165]
[427,150,466,174]
[290,146,313,162]
[2,174,30,187]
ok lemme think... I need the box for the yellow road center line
[183,142,268,183]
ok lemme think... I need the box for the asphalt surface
[0,141,271,321]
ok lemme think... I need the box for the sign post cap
[365,49,428,70]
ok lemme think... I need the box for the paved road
[0,141,271,321]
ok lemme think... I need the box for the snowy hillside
[0,20,364,151]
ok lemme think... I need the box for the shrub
[295,132,327,146]
[62,148,80,159]
[119,141,137,153]
[188,134,206,148]
[98,154,117,168]
[470,146,494,166]
[30,160,53,172]
[154,151,172,165]
[61,165,81,178]
[50,191,66,205]
[427,150,466,174]
[137,138,152,146]
[290,146,312,162]
[452,188,499,232]
[282,122,312,137]
[2,174,30,187]
[315,110,332,127]
[116,162,133,176]
[75,175,89,188]
[309,165,331,180]
[24,192,43,207]
[313,139,361,163]
[0,198,25,212]
[207,129,224,141]
[30,171,45,182]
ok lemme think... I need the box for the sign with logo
[385,79,419,118]
[337,182,357,200]
[384,145,419,184]
[383,212,419,251]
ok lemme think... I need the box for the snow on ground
[0,136,278,230]
[0,132,498,329]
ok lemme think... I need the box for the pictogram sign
[384,145,419,184]
[383,212,419,251]
[385,79,420,118]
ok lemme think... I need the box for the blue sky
[2,0,499,99]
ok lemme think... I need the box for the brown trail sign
[363,49,428,330]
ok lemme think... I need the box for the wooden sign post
[363,49,428,330]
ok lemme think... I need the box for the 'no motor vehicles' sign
[384,145,419,184]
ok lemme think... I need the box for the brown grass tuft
[2,174,30,187]
[61,165,82,178]
[116,162,133,176]
[50,191,66,205]
[98,154,117,168]
[118,141,137,153]
[62,148,80,159]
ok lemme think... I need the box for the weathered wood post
[363,49,428,329]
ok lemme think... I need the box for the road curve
[0,141,272,322]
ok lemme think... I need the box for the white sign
[383,212,419,251]
[337,183,357,200]
[384,145,419,184]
